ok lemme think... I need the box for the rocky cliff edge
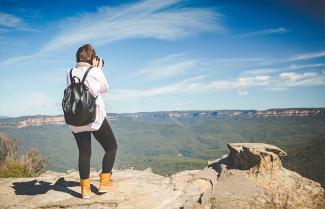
[0,143,324,209]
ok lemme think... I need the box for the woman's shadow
[11,177,99,198]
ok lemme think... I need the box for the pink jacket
[65,62,109,133]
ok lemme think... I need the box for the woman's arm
[99,69,109,93]
[92,58,108,93]
[93,67,109,93]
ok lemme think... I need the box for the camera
[95,56,104,67]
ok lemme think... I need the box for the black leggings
[72,118,118,179]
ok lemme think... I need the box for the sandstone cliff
[0,143,324,209]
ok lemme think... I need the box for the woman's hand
[97,58,103,69]
[92,57,103,69]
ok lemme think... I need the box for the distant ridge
[1,108,324,129]
[2,107,325,117]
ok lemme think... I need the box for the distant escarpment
[0,108,324,129]
[1,143,324,209]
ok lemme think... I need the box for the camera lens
[95,56,104,67]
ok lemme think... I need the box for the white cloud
[0,28,10,33]
[105,75,206,100]
[173,101,190,109]
[237,89,248,95]
[105,71,325,100]
[287,51,325,62]
[240,27,289,37]
[1,91,58,116]
[0,12,40,33]
[42,0,223,52]
[130,53,198,80]
[240,68,279,76]
[258,50,325,66]
[241,62,325,78]
[209,58,265,62]
[276,71,325,88]
[0,54,37,68]
[279,72,303,80]
[0,12,22,28]
[289,63,325,70]
[0,0,223,68]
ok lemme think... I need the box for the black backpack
[62,67,98,126]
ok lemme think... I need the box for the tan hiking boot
[80,178,93,199]
[98,172,115,193]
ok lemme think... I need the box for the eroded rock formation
[206,143,324,209]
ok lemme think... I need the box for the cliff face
[0,143,324,209]
[16,116,65,128]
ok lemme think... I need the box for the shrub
[0,160,32,178]
[23,146,48,176]
[0,133,19,164]
[0,132,48,178]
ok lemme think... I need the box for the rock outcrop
[0,143,324,209]
[206,143,324,209]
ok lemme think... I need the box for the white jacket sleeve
[95,68,109,93]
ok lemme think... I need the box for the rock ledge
[0,143,324,209]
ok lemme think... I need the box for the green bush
[0,160,32,178]
[0,132,48,178]
[0,132,19,164]
[23,146,48,176]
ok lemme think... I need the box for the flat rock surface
[1,143,324,209]
[0,168,203,209]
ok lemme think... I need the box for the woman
[65,44,118,199]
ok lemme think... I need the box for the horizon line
[1,107,325,118]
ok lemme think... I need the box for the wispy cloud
[106,70,325,100]
[237,89,248,95]
[240,68,279,76]
[208,58,265,62]
[0,12,40,33]
[241,62,325,76]
[259,50,325,66]
[0,54,37,68]
[0,12,22,29]
[227,50,325,67]
[121,50,325,80]
[130,53,198,81]
[289,63,325,70]
[42,0,223,52]
[287,51,325,62]
[105,75,205,100]
[0,0,223,68]
[275,71,325,88]
[106,74,266,100]
[173,101,190,110]
[2,91,58,116]
[240,27,289,37]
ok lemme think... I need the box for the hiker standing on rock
[64,44,118,199]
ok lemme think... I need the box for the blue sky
[0,0,325,116]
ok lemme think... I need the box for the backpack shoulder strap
[81,67,93,84]
[69,68,74,84]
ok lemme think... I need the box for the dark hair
[76,44,96,65]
